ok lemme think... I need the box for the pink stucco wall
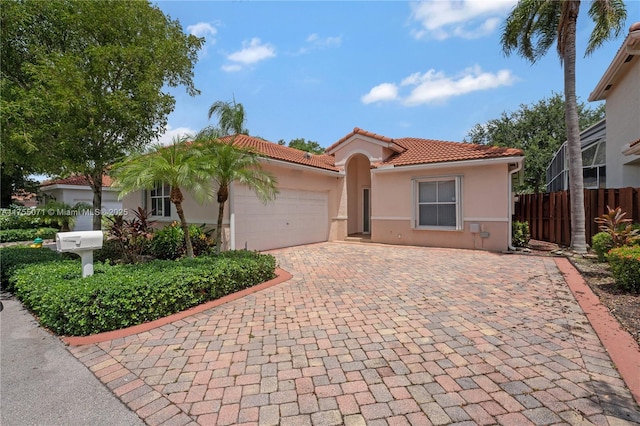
[369,163,513,251]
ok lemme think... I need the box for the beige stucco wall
[605,55,640,188]
[370,163,512,251]
[121,160,345,249]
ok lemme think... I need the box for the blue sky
[155,0,639,148]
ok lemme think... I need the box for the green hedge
[607,245,640,293]
[0,246,66,289]
[0,227,59,243]
[9,251,277,336]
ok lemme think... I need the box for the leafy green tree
[501,0,626,253]
[199,100,278,254]
[277,138,326,154]
[465,93,604,193]
[1,0,203,229]
[111,139,213,258]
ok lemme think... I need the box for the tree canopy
[277,138,326,155]
[465,93,604,193]
[0,0,203,224]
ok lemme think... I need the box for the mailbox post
[55,231,104,277]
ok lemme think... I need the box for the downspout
[508,160,523,251]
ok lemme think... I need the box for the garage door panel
[234,187,328,251]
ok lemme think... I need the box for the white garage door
[234,186,329,251]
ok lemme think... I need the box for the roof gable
[326,127,404,155]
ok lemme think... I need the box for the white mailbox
[56,231,104,277]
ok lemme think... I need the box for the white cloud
[362,66,516,106]
[306,33,342,49]
[221,64,243,73]
[187,22,217,39]
[155,125,197,146]
[227,38,275,64]
[361,83,399,104]
[294,33,342,55]
[409,0,516,40]
[186,22,217,56]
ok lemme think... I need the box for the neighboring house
[122,128,524,252]
[587,21,640,188]
[546,119,607,192]
[39,175,122,231]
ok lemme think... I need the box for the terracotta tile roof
[386,137,523,166]
[220,134,339,172]
[326,127,395,152]
[41,175,114,187]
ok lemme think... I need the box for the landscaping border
[62,268,292,346]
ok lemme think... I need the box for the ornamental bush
[0,227,59,243]
[150,222,214,260]
[607,245,640,293]
[591,232,614,262]
[512,221,530,248]
[9,251,276,336]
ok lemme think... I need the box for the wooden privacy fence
[514,187,640,246]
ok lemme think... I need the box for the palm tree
[199,98,277,254]
[501,0,626,253]
[110,137,212,258]
[207,98,249,136]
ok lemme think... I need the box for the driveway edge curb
[62,268,293,346]
[554,257,640,406]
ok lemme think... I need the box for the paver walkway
[69,243,640,425]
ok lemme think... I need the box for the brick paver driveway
[71,243,639,425]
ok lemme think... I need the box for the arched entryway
[346,154,372,236]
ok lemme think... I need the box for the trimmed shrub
[591,232,614,262]
[0,227,59,243]
[150,223,214,260]
[607,246,640,293]
[512,221,530,248]
[9,251,276,335]
[0,246,66,289]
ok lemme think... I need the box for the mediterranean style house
[122,128,524,252]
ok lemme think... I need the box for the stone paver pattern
[69,243,640,425]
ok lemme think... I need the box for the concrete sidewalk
[0,296,143,426]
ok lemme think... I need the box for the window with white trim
[150,183,171,217]
[414,176,462,230]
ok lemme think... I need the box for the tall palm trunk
[563,3,587,253]
[170,186,194,258]
[215,185,229,255]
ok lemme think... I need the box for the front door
[363,187,370,234]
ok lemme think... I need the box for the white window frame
[150,183,171,218]
[412,176,463,231]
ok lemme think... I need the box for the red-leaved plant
[594,206,640,248]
